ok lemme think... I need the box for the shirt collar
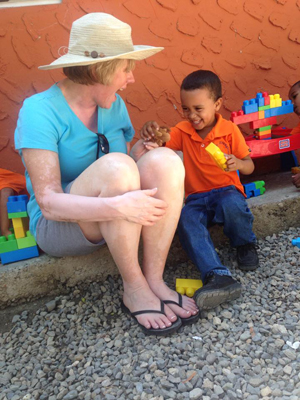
[175,113,224,141]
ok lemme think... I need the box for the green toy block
[258,105,270,111]
[0,234,18,254]
[258,125,272,132]
[259,187,266,195]
[8,211,28,219]
[16,231,37,249]
[254,180,265,189]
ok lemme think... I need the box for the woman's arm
[23,148,167,225]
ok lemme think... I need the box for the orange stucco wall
[0,0,299,174]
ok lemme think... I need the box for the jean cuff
[208,269,232,278]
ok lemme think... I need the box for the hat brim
[39,45,164,70]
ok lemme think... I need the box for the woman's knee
[99,153,140,193]
[139,148,185,183]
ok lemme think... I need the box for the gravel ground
[0,227,300,400]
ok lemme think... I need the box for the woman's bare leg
[70,153,178,330]
[138,148,199,318]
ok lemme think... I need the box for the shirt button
[201,144,205,147]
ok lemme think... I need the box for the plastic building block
[205,143,227,170]
[262,92,270,106]
[12,217,29,239]
[292,238,300,248]
[16,231,37,249]
[258,110,265,119]
[249,116,277,130]
[176,279,203,297]
[243,181,265,198]
[0,245,39,265]
[8,211,28,219]
[256,92,264,107]
[274,94,282,107]
[258,105,270,111]
[7,195,29,214]
[291,166,300,174]
[269,95,276,108]
[258,125,272,132]
[242,99,258,114]
[230,110,259,125]
[265,101,294,118]
[0,234,18,253]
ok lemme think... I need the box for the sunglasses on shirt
[95,132,109,159]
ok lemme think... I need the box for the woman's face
[98,60,135,108]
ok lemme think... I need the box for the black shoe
[193,274,242,310]
[237,243,259,271]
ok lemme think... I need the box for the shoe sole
[238,263,259,271]
[194,283,242,310]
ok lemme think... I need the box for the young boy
[0,168,28,237]
[288,80,300,188]
[133,70,259,310]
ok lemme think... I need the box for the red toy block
[230,110,259,125]
[250,116,277,129]
[262,92,270,106]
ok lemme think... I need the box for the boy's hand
[224,154,240,172]
[141,121,160,141]
[292,173,300,188]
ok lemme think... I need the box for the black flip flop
[121,300,182,336]
[163,293,201,326]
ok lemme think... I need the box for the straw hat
[39,13,164,70]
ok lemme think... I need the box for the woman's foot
[146,279,199,321]
[122,283,179,331]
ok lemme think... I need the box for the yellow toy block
[12,217,29,239]
[176,278,203,297]
[269,95,276,108]
[258,110,265,119]
[205,142,227,170]
[274,94,282,107]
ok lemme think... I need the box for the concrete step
[1,171,300,308]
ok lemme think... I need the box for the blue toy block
[264,101,294,118]
[256,93,264,107]
[243,181,265,199]
[7,195,29,214]
[0,245,39,265]
[242,99,259,114]
[292,238,300,248]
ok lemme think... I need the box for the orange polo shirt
[0,168,28,194]
[166,113,250,198]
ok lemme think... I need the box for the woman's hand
[117,188,167,226]
[130,139,159,162]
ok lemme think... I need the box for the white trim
[0,0,61,8]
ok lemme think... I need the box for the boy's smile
[289,83,300,116]
[180,88,222,138]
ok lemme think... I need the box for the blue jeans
[177,186,256,281]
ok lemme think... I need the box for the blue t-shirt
[15,84,135,237]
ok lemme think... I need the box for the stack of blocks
[231,92,294,140]
[0,195,39,264]
[243,180,265,199]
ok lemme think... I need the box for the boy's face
[289,83,300,116]
[180,88,222,133]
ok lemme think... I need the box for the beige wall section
[0,0,299,174]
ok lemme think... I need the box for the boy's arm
[225,154,254,175]
[0,188,15,237]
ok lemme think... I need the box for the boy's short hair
[291,80,300,90]
[63,59,135,86]
[181,70,222,102]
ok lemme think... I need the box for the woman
[15,13,199,335]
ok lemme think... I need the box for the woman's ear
[215,97,223,111]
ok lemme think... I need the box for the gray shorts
[36,182,105,257]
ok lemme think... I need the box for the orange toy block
[258,110,265,119]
